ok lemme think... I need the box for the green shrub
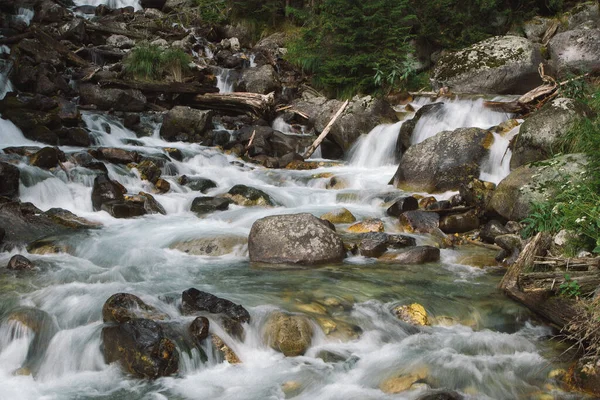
[124,44,192,82]
[193,0,228,25]
[559,274,582,298]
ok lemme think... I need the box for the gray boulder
[248,213,345,265]
[490,153,587,221]
[160,106,213,142]
[0,162,20,200]
[432,35,543,94]
[237,65,280,94]
[548,29,600,76]
[392,246,440,264]
[392,128,493,192]
[511,97,591,168]
[79,84,146,112]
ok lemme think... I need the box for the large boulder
[490,153,587,221]
[79,84,146,112]
[102,318,179,379]
[0,162,20,200]
[511,98,592,168]
[248,213,346,265]
[102,293,167,323]
[392,128,493,192]
[263,312,313,356]
[237,65,280,94]
[432,36,543,94]
[291,94,397,153]
[91,175,125,211]
[548,29,600,76]
[160,106,213,142]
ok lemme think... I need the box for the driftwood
[500,232,552,290]
[84,23,147,39]
[33,28,89,68]
[520,271,600,295]
[99,79,218,94]
[464,238,502,251]
[303,100,348,158]
[533,256,600,271]
[191,92,274,117]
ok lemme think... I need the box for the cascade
[216,68,235,93]
[73,0,142,10]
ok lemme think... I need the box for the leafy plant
[193,0,228,25]
[559,274,582,298]
[160,48,192,82]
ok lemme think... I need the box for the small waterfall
[271,116,308,135]
[348,121,403,168]
[479,124,520,184]
[216,68,235,93]
[411,98,511,144]
[0,320,35,374]
[204,46,214,59]
[15,8,34,26]
[82,112,138,146]
[73,0,142,10]
[249,54,257,68]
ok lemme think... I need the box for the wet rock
[101,200,147,218]
[393,303,428,326]
[164,148,183,161]
[106,34,135,49]
[102,293,168,324]
[248,213,346,265]
[155,178,170,193]
[179,175,217,193]
[212,334,240,364]
[490,154,587,221]
[237,65,280,94]
[0,162,20,200]
[432,35,543,94]
[511,98,592,168]
[170,236,246,256]
[7,254,34,270]
[102,318,179,379]
[95,147,139,164]
[190,196,231,214]
[263,312,313,357]
[182,288,250,324]
[320,208,356,224]
[55,127,91,147]
[160,106,213,142]
[348,218,384,233]
[79,84,146,112]
[358,238,388,258]
[396,103,444,158]
[393,127,493,192]
[91,175,125,211]
[44,208,101,229]
[494,234,523,264]
[480,220,509,244]
[549,29,600,77]
[386,196,419,217]
[459,178,496,213]
[135,160,161,183]
[360,232,416,248]
[189,317,210,344]
[225,184,274,206]
[399,211,439,234]
[29,147,62,169]
[380,367,428,394]
[439,210,480,234]
[389,246,440,264]
[137,192,166,215]
[417,390,464,400]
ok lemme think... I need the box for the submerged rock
[212,334,240,364]
[348,218,384,233]
[190,196,231,214]
[387,246,440,264]
[170,236,246,256]
[101,200,147,218]
[248,213,346,264]
[393,127,493,192]
[7,254,34,270]
[320,208,356,224]
[263,312,313,356]
[432,35,543,94]
[91,175,125,211]
[102,318,179,379]
[189,317,210,343]
[179,175,217,193]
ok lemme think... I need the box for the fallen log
[191,92,274,117]
[520,271,600,295]
[303,100,348,159]
[84,23,146,39]
[99,79,219,94]
[500,232,552,291]
[33,28,89,68]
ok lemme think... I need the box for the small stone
[348,218,384,233]
[212,334,240,364]
[155,178,171,193]
[7,255,34,270]
[320,208,356,224]
[189,316,210,344]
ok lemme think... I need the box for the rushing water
[217,68,236,93]
[73,0,142,10]
[0,90,582,399]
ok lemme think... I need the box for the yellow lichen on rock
[320,208,357,224]
[348,218,384,233]
[393,303,429,326]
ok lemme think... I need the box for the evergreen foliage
[124,44,192,82]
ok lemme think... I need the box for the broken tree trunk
[520,271,600,296]
[191,92,274,118]
[500,232,552,290]
[303,100,348,159]
[99,79,219,95]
